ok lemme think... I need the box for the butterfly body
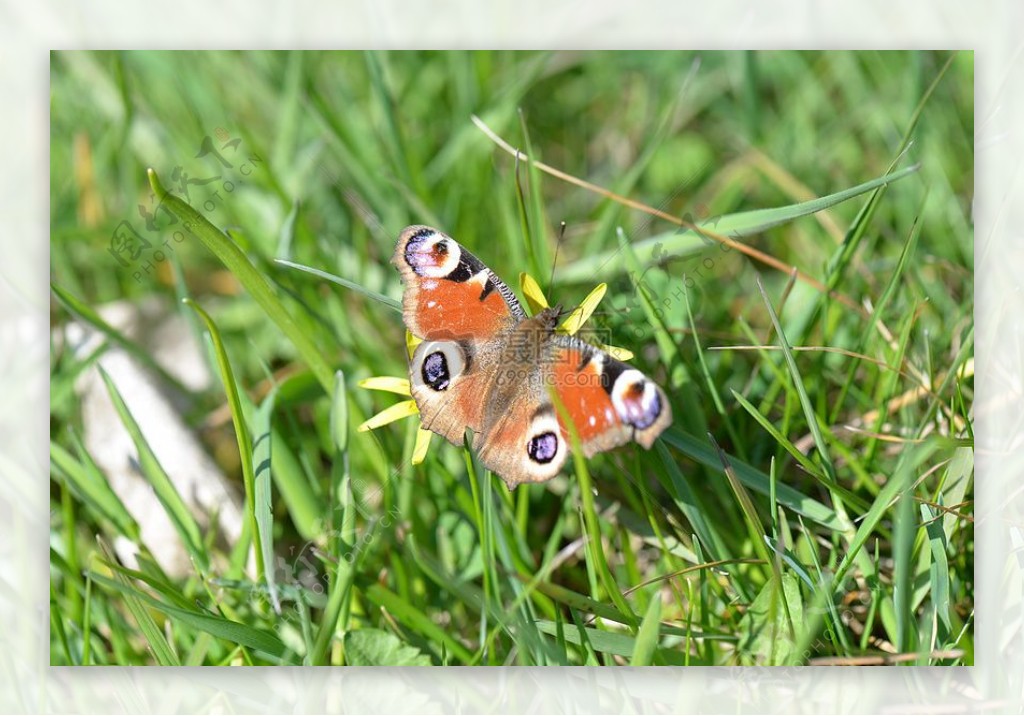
[393,225,671,488]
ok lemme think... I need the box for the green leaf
[550,388,637,627]
[834,439,941,584]
[737,572,805,665]
[362,582,474,664]
[330,370,349,454]
[343,628,431,666]
[104,564,180,665]
[941,447,973,542]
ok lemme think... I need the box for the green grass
[49,50,973,666]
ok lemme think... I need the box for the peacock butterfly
[392,225,672,488]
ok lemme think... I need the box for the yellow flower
[357,342,434,464]
[358,274,630,463]
[518,273,633,360]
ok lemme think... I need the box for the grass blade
[89,571,287,660]
[147,168,335,390]
[98,366,208,572]
[185,298,264,583]
[253,389,280,613]
[630,592,662,666]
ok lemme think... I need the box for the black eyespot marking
[421,351,450,391]
[527,432,559,464]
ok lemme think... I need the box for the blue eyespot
[527,432,558,464]
[422,351,450,391]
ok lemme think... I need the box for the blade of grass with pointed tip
[921,502,952,637]
[276,199,301,261]
[708,433,775,583]
[310,369,357,664]
[756,277,833,481]
[309,534,359,665]
[833,198,925,428]
[729,390,868,513]
[331,370,357,636]
[99,558,180,665]
[527,579,634,625]
[147,169,334,390]
[267,422,321,541]
[653,441,728,563]
[276,259,402,313]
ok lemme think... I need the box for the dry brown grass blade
[471,114,865,314]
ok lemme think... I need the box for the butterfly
[392,225,672,489]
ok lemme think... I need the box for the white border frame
[6,0,1018,712]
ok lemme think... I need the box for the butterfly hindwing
[546,335,672,457]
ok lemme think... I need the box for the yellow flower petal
[557,283,607,335]
[599,343,634,361]
[358,399,420,432]
[406,330,422,359]
[358,376,412,396]
[411,427,433,464]
[519,272,549,314]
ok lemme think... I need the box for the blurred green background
[50,51,973,666]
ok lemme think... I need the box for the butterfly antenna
[545,221,566,300]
